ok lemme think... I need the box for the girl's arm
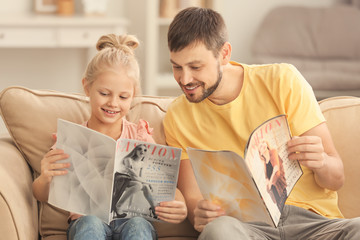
[32,149,70,202]
[154,188,188,224]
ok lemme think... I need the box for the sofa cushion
[0,86,198,240]
[319,96,360,218]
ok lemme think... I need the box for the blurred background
[1,0,359,134]
[0,0,348,95]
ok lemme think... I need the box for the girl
[32,34,187,240]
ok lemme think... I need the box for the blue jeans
[67,215,157,240]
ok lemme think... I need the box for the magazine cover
[187,115,303,227]
[48,119,181,223]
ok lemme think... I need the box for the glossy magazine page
[188,148,273,226]
[109,138,181,223]
[188,115,303,227]
[48,119,181,224]
[48,119,115,223]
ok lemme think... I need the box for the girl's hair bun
[96,34,139,55]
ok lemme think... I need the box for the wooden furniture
[0,14,127,48]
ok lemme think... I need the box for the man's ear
[82,78,90,96]
[220,42,232,65]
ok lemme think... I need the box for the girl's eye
[120,96,129,99]
[99,92,108,96]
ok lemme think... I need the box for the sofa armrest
[0,135,38,240]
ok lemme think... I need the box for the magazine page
[187,147,274,227]
[109,139,182,222]
[244,115,303,226]
[48,119,116,223]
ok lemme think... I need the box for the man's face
[170,43,223,103]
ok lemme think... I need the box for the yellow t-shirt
[163,62,343,219]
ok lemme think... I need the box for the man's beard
[183,67,223,103]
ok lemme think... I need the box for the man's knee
[343,217,360,238]
[199,216,250,240]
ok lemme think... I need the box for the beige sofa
[0,86,198,240]
[0,86,360,239]
[252,5,360,100]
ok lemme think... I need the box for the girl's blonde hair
[83,34,141,96]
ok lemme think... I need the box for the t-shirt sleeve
[279,64,325,136]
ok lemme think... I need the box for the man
[163,7,360,240]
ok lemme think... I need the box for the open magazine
[48,119,181,224]
[187,115,303,227]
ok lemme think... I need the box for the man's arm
[178,159,202,225]
[288,122,344,191]
[178,159,225,232]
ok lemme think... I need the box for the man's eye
[173,66,181,69]
[191,66,200,70]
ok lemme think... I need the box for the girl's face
[84,69,135,131]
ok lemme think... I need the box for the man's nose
[180,70,193,85]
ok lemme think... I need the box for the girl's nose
[107,96,118,107]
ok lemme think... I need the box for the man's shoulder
[167,94,190,112]
[246,62,296,72]
[164,94,193,126]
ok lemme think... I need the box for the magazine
[187,115,303,227]
[48,119,181,224]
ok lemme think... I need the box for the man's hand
[287,136,326,170]
[194,199,225,232]
[286,123,344,191]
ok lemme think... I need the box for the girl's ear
[220,42,232,65]
[82,78,90,96]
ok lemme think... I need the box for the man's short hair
[168,7,228,57]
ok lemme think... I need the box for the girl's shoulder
[122,119,155,143]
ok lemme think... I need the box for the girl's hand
[155,200,187,224]
[39,148,70,183]
[33,148,70,202]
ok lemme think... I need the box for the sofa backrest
[0,86,175,239]
[319,96,360,218]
